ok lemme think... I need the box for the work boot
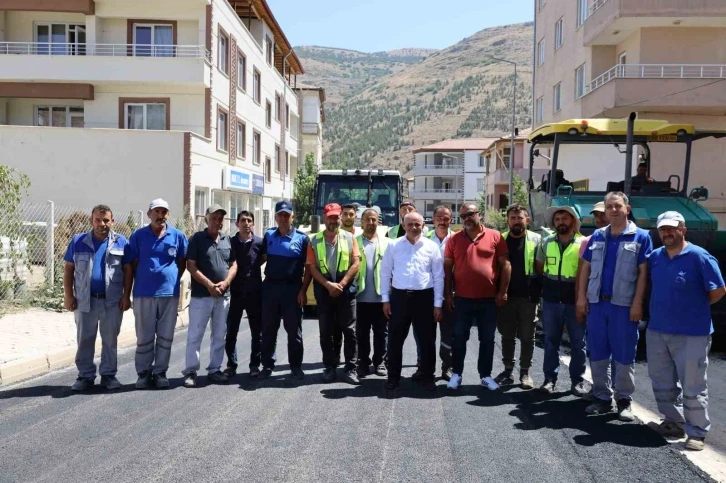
[586,399,613,415]
[322,367,336,383]
[249,366,261,378]
[100,375,122,390]
[135,371,152,390]
[259,368,273,379]
[411,368,424,381]
[344,369,361,385]
[494,369,514,386]
[647,420,685,438]
[685,437,706,451]
[519,371,535,390]
[223,367,237,377]
[207,371,229,384]
[154,372,169,389]
[441,367,453,382]
[183,372,197,388]
[571,381,590,397]
[539,380,556,394]
[71,377,94,392]
[375,364,388,377]
[617,399,635,422]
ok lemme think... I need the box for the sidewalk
[0,307,189,386]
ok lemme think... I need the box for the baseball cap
[400,200,414,208]
[324,203,342,216]
[656,211,685,229]
[275,200,293,214]
[590,201,605,214]
[149,198,169,211]
[205,204,227,216]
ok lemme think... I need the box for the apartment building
[410,139,498,220]
[294,87,325,167]
[0,0,304,235]
[533,0,726,222]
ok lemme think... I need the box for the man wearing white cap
[646,211,725,451]
[123,198,188,389]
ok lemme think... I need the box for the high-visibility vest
[312,230,352,278]
[388,224,429,238]
[502,230,540,276]
[356,234,390,295]
[541,233,583,304]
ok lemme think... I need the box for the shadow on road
[319,377,447,400]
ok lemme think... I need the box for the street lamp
[487,56,517,204]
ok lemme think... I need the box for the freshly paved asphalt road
[0,317,715,483]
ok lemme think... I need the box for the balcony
[413,163,463,176]
[301,122,320,135]
[408,188,463,200]
[0,42,211,86]
[584,0,726,46]
[582,63,726,116]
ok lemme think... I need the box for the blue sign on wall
[227,168,252,191]
[252,174,265,195]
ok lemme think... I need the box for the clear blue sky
[266,0,534,52]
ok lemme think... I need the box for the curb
[0,309,189,387]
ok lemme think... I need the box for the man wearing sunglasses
[445,204,510,391]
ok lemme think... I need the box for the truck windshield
[316,175,400,226]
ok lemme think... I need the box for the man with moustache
[535,206,587,396]
[124,199,188,389]
[445,203,510,391]
[381,211,444,391]
[182,205,237,387]
[224,210,264,377]
[494,204,541,390]
[646,211,725,451]
[355,207,391,378]
[306,203,361,384]
[341,203,358,235]
[578,192,652,420]
[387,200,429,238]
[64,204,130,391]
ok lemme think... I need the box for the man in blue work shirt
[225,210,264,377]
[63,204,130,391]
[577,191,653,420]
[646,211,725,452]
[123,198,188,390]
[259,200,311,380]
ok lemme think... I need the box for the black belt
[392,287,433,295]
[600,295,612,301]
[91,293,106,299]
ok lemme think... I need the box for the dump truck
[526,114,726,331]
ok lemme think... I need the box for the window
[275,94,281,122]
[554,18,563,50]
[265,35,273,65]
[194,188,208,217]
[125,103,167,130]
[285,103,290,130]
[478,155,485,168]
[237,50,247,90]
[575,63,586,98]
[535,97,544,123]
[253,69,261,104]
[619,52,627,65]
[537,39,545,67]
[265,100,272,128]
[237,119,246,159]
[577,0,588,27]
[35,23,86,55]
[502,147,511,167]
[218,29,229,74]
[217,107,228,152]
[253,131,261,165]
[553,83,562,112]
[286,152,290,176]
[262,210,270,230]
[36,106,84,127]
[477,178,485,192]
[274,144,280,173]
[230,192,248,220]
[539,0,546,9]
[133,24,173,57]
[265,156,272,183]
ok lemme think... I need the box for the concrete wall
[302,95,321,124]
[639,27,726,64]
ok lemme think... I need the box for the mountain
[295,22,534,175]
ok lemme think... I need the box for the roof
[229,0,304,75]
[412,138,499,154]
[529,118,696,142]
[295,87,326,103]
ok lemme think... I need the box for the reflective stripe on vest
[356,234,388,295]
[313,231,350,276]
[542,234,583,281]
[502,230,539,276]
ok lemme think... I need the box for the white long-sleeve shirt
[380,235,444,307]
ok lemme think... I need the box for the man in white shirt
[381,211,444,391]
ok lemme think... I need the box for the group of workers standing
[62,191,723,452]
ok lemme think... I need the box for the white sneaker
[447,373,462,390]
[481,376,500,391]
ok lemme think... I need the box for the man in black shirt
[494,204,542,389]
[224,210,265,377]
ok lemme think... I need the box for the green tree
[480,173,528,231]
[292,153,318,227]
[0,166,31,304]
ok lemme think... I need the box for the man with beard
[306,203,361,384]
[355,208,391,378]
[577,192,652,420]
[64,205,130,391]
[387,200,429,238]
[381,212,444,391]
[494,204,541,390]
[124,199,188,389]
[341,203,358,235]
[646,211,725,451]
[535,206,587,396]
[445,204,510,391]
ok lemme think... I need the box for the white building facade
[294,87,325,167]
[0,0,304,235]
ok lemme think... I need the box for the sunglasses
[460,211,480,219]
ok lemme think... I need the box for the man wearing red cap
[305,203,361,384]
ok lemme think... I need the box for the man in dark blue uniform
[259,200,311,380]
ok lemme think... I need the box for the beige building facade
[533,0,726,222]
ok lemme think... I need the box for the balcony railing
[587,0,609,17]
[413,163,463,170]
[586,64,726,94]
[0,42,210,59]
[301,122,320,135]
[410,188,463,195]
